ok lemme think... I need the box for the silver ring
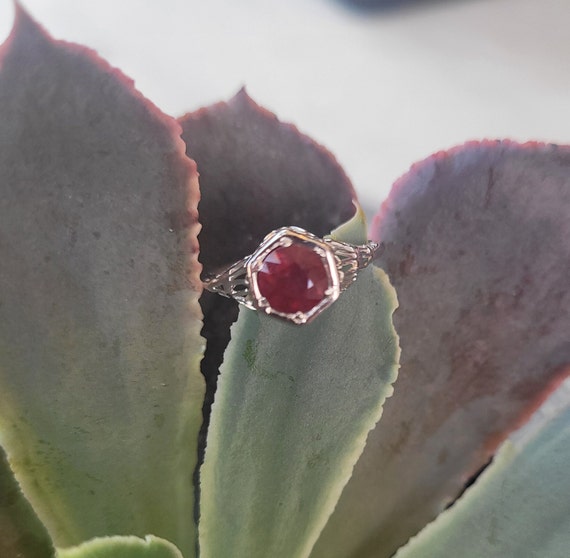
[203,226,382,325]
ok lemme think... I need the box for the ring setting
[203,226,381,325]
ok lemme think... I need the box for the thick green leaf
[179,89,358,502]
[198,211,400,558]
[0,446,54,558]
[0,8,204,555]
[313,141,570,558]
[395,379,570,558]
[56,535,184,558]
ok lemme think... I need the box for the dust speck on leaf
[154,413,165,429]
[243,339,257,369]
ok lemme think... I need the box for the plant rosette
[0,5,569,558]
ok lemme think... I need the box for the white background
[1,0,568,213]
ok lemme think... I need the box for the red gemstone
[256,242,330,314]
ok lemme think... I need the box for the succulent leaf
[179,89,357,275]
[0,446,54,558]
[198,211,400,558]
[394,380,570,558]
[313,140,570,558]
[56,535,184,558]
[0,7,204,555]
[179,90,359,487]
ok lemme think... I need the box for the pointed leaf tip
[0,2,47,65]
[180,92,359,491]
[179,89,356,274]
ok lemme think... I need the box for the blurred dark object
[337,0,451,12]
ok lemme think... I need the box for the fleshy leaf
[56,535,184,558]
[312,140,570,558]
[179,90,358,490]
[395,379,570,558]
[0,7,203,556]
[0,446,54,558]
[180,89,356,274]
[198,211,400,558]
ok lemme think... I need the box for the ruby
[256,242,330,314]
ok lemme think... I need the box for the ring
[203,226,382,325]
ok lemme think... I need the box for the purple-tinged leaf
[0,7,203,556]
[179,89,356,274]
[312,140,570,558]
[179,91,357,475]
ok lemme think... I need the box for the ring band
[203,226,382,325]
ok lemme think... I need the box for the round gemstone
[256,242,330,314]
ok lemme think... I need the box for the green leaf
[394,382,570,558]
[56,536,184,558]
[198,210,400,558]
[0,8,204,556]
[0,446,54,558]
[179,89,358,494]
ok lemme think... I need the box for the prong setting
[203,226,380,325]
[246,227,340,324]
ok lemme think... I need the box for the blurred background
[0,0,568,214]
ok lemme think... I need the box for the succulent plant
[1,5,569,558]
